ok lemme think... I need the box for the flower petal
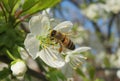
[37,47,65,68]
[24,33,39,59]
[65,54,71,63]
[29,14,50,36]
[53,21,73,33]
[67,47,91,54]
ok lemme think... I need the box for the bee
[50,30,75,52]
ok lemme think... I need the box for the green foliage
[22,0,60,15]
[0,68,11,80]
[0,0,61,80]
[0,0,60,57]
[87,63,95,80]
[47,69,66,81]
[103,56,111,68]
[76,68,85,77]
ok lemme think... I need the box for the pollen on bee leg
[59,47,62,53]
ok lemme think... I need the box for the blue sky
[55,0,95,32]
[54,0,119,53]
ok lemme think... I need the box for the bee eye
[51,30,56,36]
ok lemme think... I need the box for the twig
[0,2,7,22]
[70,0,80,7]
[96,67,120,71]
[0,55,11,64]
[14,14,31,27]
[107,14,116,40]
[27,68,49,81]
[92,21,105,42]
[20,23,30,33]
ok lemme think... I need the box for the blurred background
[0,0,120,81]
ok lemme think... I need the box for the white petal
[37,47,65,68]
[42,9,51,15]
[67,47,91,54]
[61,63,74,77]
[117,70,120,79]
[65,54,71,63]
[29,14,50,36]
[11,61,27,76]
[53,21,73,33]
[74,55,87,59]
[24,33,39,59]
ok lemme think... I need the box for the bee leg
[55,39,59,44]
[59,42,63,53]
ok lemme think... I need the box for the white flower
[0,62,8,71]
[11,60,27,76]
[37,47,65,68]
[65,47,91,69]
[82,4,98,20]
[67,77,74,81]
[24,13,73,68]
[82,3,108,21]
[106,0,120,14]
[117,70,120,79]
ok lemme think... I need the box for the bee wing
[37,47,65,68]
[53,21,73,33]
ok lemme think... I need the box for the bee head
[51,30,57,37]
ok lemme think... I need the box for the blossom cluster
[82,0,120,21]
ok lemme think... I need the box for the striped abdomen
[61,35,75,50]
[51,30,75,50]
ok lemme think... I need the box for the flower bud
[11,60,27,77]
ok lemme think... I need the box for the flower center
[36,35,56,50]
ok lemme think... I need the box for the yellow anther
[43,45,47,49]
[73,67,77,70]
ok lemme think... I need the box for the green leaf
[87,64,95,80]
[47,70,66,81]
[0,68,11,80]
[0,25,7,34]
[1,0,19,13]
[22,0,60,15]
[103,56,111,68]
[22,0,39,11]
[8,0,18,10]
[76,68,85,77]
[1,0,11,13]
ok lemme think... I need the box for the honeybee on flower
[24,12,91,68]
[24,13,73,68]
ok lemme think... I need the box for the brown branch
[15,9,23,19]
[14,14,31,27]
[27,68,49,81]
